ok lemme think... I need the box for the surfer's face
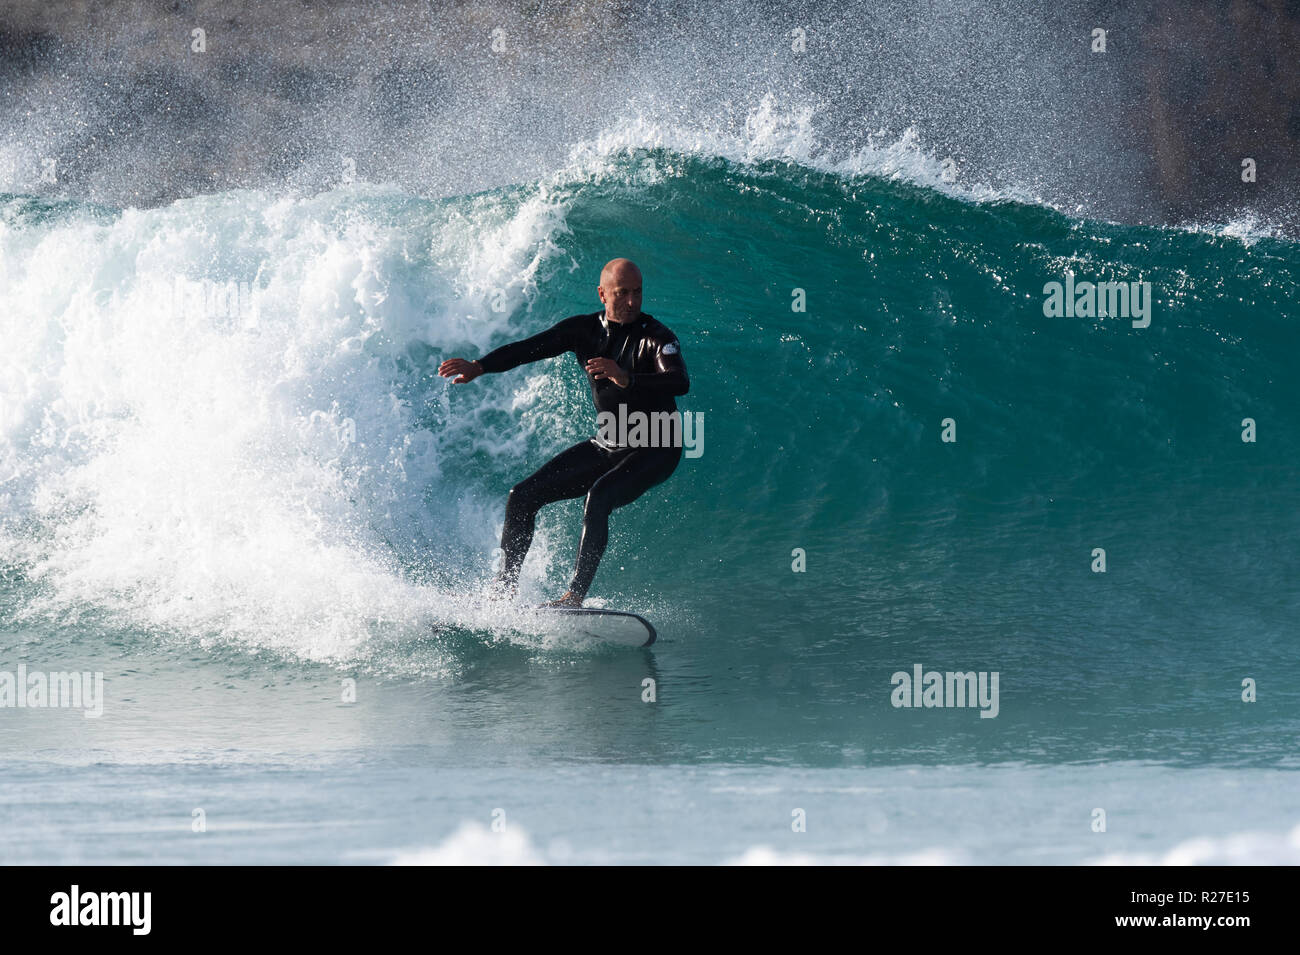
[599,266,642,324]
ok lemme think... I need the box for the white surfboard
[521,606,657,647]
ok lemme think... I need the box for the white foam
[0,182,581,661]
[725,845,967,866]
[560,93,1039,209]
[1172,211,1291,247]
[389,822,546,866]
[1089,820,1300,865]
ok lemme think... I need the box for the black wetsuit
[476,310,689,599]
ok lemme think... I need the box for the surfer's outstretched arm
[476,317,579,374]
[438,315,581,384]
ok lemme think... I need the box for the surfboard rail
[527,606,657,647]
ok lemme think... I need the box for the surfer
[438,259,689,608]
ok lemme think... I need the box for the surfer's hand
[438,358,484,384]
[586,357,630,388]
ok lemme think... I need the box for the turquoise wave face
[2,150,1298,765]
[501,151,1300,601]
[439,152,1300,764]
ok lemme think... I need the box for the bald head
[598,259,643,324]
[600,258,641,285]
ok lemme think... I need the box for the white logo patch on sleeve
[663,342,679,355]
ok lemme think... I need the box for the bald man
[438,259,689,608]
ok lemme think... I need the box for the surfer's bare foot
[542,590,583,608]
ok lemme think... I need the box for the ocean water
[2,115,1299,863]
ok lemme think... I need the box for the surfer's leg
[568,446,682,600]
[498,440,608,591]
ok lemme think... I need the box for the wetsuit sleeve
[477,316,579,374]
[626,336,689,397]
